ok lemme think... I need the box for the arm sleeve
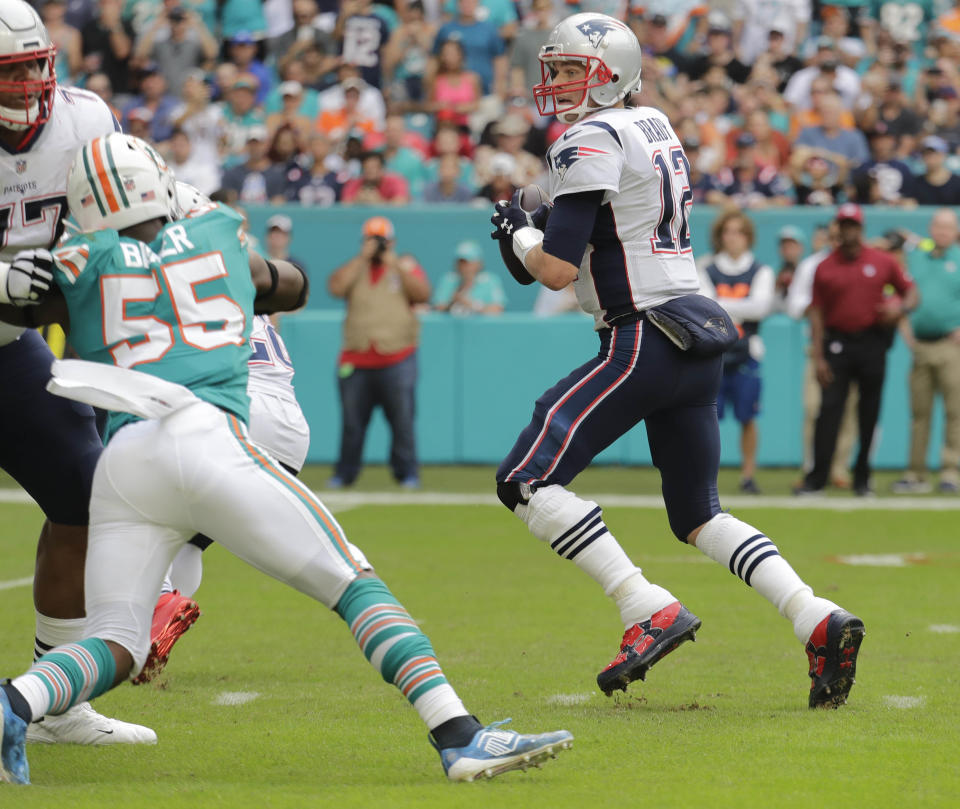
[541,189,604,267]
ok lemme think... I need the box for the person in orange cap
[326,216,431,488]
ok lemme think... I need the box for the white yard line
[834,553,929,567]
[212,691,260,706]
[883,696,925,709]
[929,624,960,634]
[0,490,34,504]
[0,576,33,591]
[316,491,960,511]
[5,487,960,513]
[546,693,594,706]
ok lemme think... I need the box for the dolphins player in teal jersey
[0,133,572,785]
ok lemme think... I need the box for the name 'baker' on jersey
[0,0,158,746]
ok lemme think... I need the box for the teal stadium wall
[244,204,947,470]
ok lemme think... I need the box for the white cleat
[25,702,157,745]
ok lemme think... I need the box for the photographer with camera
[327,216,431,489]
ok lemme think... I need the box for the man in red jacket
[797,203,918,496]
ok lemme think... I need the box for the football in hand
[517,183,548,212]
[496,185,550,286]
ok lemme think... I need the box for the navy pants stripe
[504,323,642,483]
[497,320,724,539]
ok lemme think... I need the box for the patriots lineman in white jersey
[0,0,154,743]
[491,13,865,709]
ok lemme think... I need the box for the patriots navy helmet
[534,13,642,124]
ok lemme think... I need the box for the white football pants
[247,387,310,472]
[85,401,367,672]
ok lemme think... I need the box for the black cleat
[806,609,865,709]
[597,602,701,696]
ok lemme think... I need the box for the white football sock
[413,683,470,730]
[34,613,85,662]
[694,513,837,642]
[517,484,675,627]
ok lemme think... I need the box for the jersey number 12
[650,148,692,255]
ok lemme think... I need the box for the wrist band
[512,227,544,270]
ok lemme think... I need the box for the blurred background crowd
[30,0,960,208]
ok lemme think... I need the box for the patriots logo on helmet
[552,144,610,179]
[575,17,627,48]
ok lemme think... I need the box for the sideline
[317,491,960,511]
[4,487,960,511]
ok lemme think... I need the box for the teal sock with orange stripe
[11,639,117,721]
[335,577,471,730]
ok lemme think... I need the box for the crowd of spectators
[37,0,960,208]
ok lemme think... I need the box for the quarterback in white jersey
[0,0,155,745]
[544,104,700,330]
[491,13,864,710]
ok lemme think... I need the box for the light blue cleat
[431,718,573,782]
[0,688,29,785]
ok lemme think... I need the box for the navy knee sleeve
[496,480,532,512]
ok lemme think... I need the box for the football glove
[489,193,551,242]
[490,193,552,286]
[0,249,55,307]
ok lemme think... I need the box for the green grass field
[1,466,958,808]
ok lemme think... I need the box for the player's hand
[490,201,535,241]
[5,249,55,307]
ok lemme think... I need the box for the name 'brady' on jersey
[0,85,118,345]
[546,105,700,330]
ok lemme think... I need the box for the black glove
[490,201,536,285]
[4,248,55,306]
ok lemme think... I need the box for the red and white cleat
[597,601,702,696]
[805,609,864,709]
[133,591,201,685]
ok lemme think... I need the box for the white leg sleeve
[517,485,675,626]
[695,513,837,641]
